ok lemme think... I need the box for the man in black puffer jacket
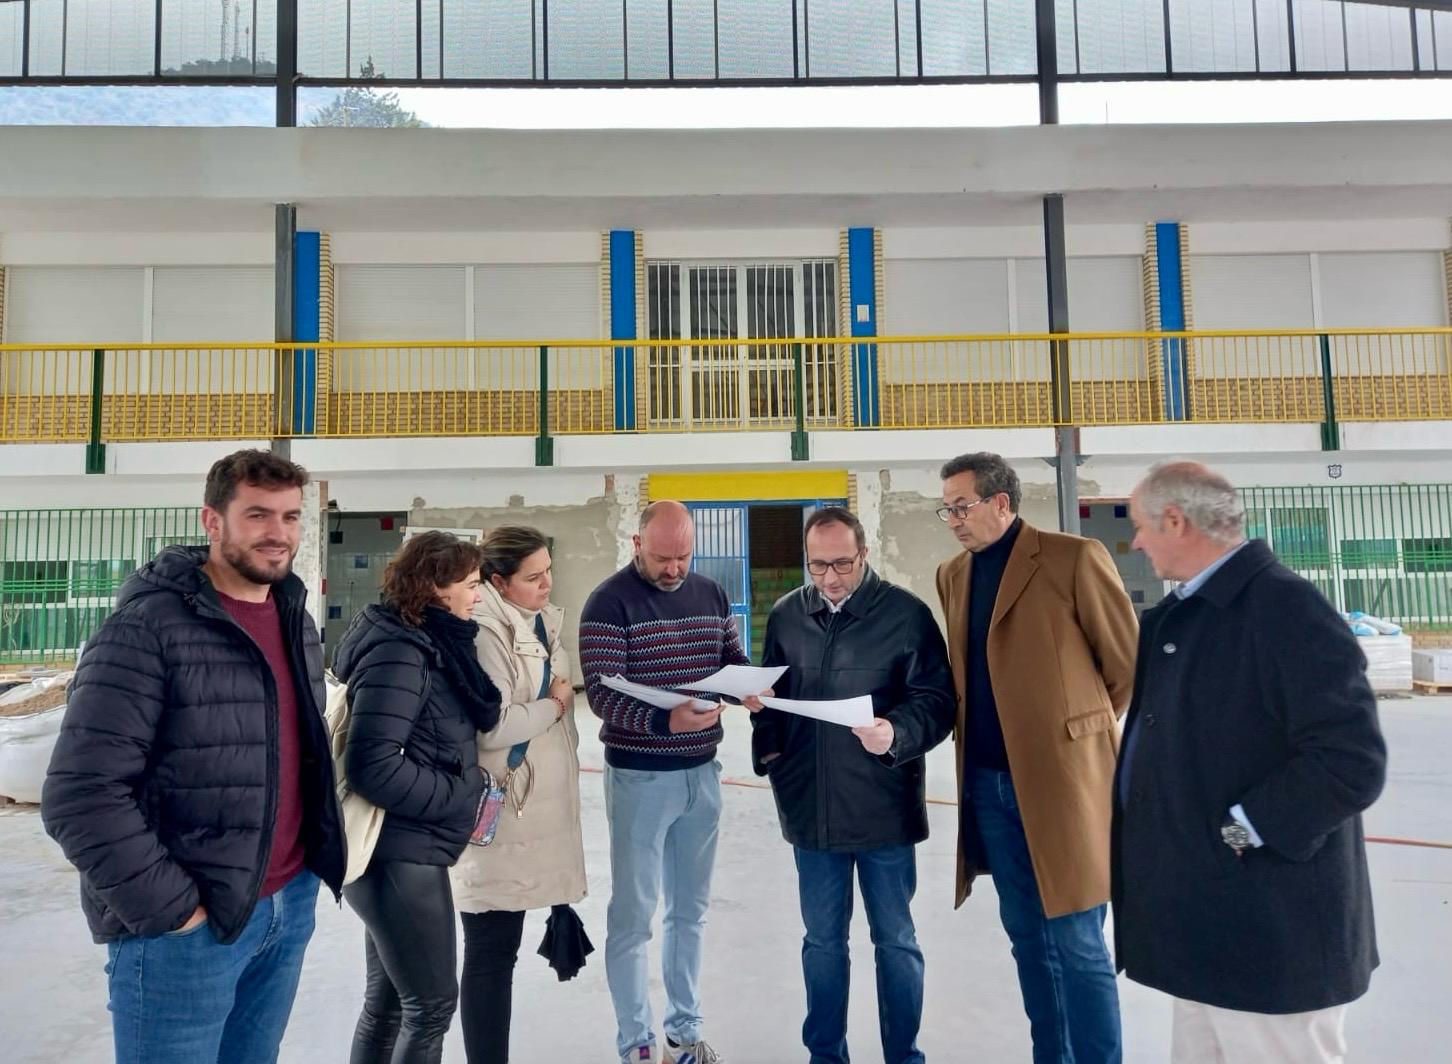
[751,506,955,1064]
[42,449,344,1064]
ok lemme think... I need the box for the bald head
[639,499,693,535]
[634,500,695,592]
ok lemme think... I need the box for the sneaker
[621,1045,656,1064]
[663,1037,722,1064]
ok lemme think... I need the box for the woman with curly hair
[332,531,501,1064]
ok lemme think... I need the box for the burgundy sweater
[219,591,306,897]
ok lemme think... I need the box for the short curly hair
[939,452,1022,513]
[381,531,484,626]
[204,449,310,511]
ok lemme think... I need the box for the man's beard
[634,554,684,593]
[220,535,295,586]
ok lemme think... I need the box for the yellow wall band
[647,470,850,502]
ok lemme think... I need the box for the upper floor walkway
[2,329,1449,455]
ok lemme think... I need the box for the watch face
[1221,822,1251,849]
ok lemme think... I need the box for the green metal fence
[1240,484,1452,629]
[0,508,203,665]
[3,485,1449,665]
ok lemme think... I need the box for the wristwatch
[1220,816,1252,857]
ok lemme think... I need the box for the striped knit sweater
[580,564,749,770]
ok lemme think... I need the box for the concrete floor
[1,697,1448,1063]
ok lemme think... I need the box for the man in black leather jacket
[750,506,954,1064]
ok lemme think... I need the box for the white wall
[5,123,1452,213]
[881,254,1144,381]
[1189,250,1449,376]
[3,264,275,395]
[331,262,603,391]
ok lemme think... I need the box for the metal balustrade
[2,329,1449,445]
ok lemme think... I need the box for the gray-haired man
[1115,459,1385,1063]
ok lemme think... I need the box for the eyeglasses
[936,497,991,522]
[806,553,862,576]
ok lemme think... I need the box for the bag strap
[505,613,552,771]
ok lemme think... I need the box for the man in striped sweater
[581,500,755,1064]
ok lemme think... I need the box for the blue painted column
[292,230,321,435]
[609,230,637,431]
[1154,221,1187,421]
[848,227,880,427]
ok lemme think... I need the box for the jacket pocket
[1065,709,1115,740]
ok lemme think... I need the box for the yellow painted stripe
[648,470,850,502]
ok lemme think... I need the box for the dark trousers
[343,861,460,1064]
[459,909,527,1064]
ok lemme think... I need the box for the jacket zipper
[817,610,841,846]
[285,603,346,902]
[190,592,278,939]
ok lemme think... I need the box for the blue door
[687,502,751,654]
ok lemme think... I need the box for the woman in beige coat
[452,526,586,1064]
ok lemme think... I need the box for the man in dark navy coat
[1114,460,1386,1064]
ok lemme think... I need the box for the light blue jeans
[604,761,722,1058]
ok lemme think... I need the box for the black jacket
[752,568,956,852]
[42,546,346,945]
[332,605,488,867]
[1112,540,1386,1013]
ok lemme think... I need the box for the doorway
[1079,500,1165,616]
[687,498,846,662]
[323,511,406,662]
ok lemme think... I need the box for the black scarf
[420,606,502,733]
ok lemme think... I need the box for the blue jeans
[794,844,926,1064]
[105,869,320,1064]
[970,767,1121,1064]
[604,762,721,1058]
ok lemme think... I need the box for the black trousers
[459,909,527,1064]
[458,905,528,1062]
[343,861,460,1064]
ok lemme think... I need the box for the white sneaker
[663,1037,722,1064]
[621,1045,656,1064]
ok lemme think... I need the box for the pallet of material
[1359,634,1414,693]
[1412,680,1452,696]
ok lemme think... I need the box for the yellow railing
[2,330,1449,444]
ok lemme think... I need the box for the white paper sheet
[599,673,717,712]
[675,664,787,700]
[759,694,875,728]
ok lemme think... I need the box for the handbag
[326,669,429,884]
[470,614,552,847]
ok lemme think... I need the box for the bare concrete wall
[408,486,623,680]
[871,465,1089,635]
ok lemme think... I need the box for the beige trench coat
[449,583,586,913]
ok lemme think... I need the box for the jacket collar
[1187,538,1278,608]
[805,565,881,618]
[473,581,563,641]
[990,520,1040,628]
[124,543,308,618]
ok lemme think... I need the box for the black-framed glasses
[806,552,863,576]
[936,498,990,522]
